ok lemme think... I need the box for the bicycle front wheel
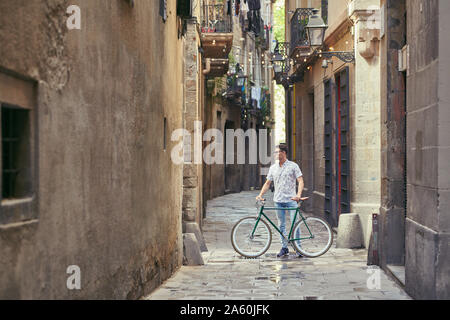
[292,217,333,258]
[231,217,272,258]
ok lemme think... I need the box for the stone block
[406,184,438,231]
[183,222,208,252]
[183,207,196,222]
[182,187,198,208]
[183,163,196,177]
[185,79,197,90]
[336,213,364,249]
[438,147,450,189]
[183,233,204,266]
[438,190,450,233]
[436,233,450,299]
[405,217,438,299]
[359,212,373,249]
[183,176,197,188]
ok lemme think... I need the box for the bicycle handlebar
[256,197,309,208]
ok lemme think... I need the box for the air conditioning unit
[177,0,192,19]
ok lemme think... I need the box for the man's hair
[276,144,288,155]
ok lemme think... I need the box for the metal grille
[2,106,29,199]
[324,79,332,217]
[336,67,350,215]
[289,8,314,56]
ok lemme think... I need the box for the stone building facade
[0,0,184,299]
[379,0,450,300]
[285,0,450,299]
[285,0,380,248]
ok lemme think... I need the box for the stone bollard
[336,213,364,249]
[183,222,208,252]
[183,233,205,266]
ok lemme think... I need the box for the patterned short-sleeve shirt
[267,160,303,203]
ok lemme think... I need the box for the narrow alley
[146,191,410,300]
[1,0,449,301]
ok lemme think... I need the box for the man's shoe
[277,247,289,258]
[296,252,304,258]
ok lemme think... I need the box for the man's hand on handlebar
[256,195,265,202]
[291,196,309,202]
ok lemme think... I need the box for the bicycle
[231,198,333,258]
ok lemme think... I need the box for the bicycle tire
[231,217,272,258]
[291,217,333,258]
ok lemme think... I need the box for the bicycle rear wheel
[292,217,333,258]
[231,217,272,258]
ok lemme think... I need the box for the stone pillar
[183,19,200,224]
[349,0,382,248]
[182,19,208,262]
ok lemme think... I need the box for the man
[256,144,308,258]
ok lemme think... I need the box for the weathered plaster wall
[0,0,183,299]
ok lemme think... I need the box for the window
[163,117,167,151]
[2,105,31,199]
[0,70,37,225]
[177,0,192,19]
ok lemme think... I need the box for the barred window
[1,105,31,200]
[0,70,37,225]
[321,0,328,24]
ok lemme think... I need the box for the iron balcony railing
[289,8,315,56]
[201,4,232,33]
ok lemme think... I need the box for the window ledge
[1,197,34,207]
[0,219,38,230]
[0,196,37,225]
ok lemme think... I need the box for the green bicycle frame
[251,204,314,243]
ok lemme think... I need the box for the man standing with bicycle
[256,144,308,258]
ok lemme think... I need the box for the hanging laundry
[246,0,261,36]
[255,86,261,109]
[248,0,261,10]
[235,0,240,16]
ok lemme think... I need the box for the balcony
[290,8,315,62]
[206,58,230,78]
[200,4,233,60]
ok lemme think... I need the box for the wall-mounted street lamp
[304,9,355,63]
[271,52,285,75]
[236,68,246,87]
[305,9,327,49]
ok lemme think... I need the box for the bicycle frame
[251,204,314,243]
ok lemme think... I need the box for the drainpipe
[203,58,211,75]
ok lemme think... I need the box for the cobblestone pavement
[146,191,411,300]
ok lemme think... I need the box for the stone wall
[404,0,450,300]
[379,0,407,270]
[0,0,183,299]
[183,19,204,228]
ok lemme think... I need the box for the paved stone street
[146,191,411,300]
